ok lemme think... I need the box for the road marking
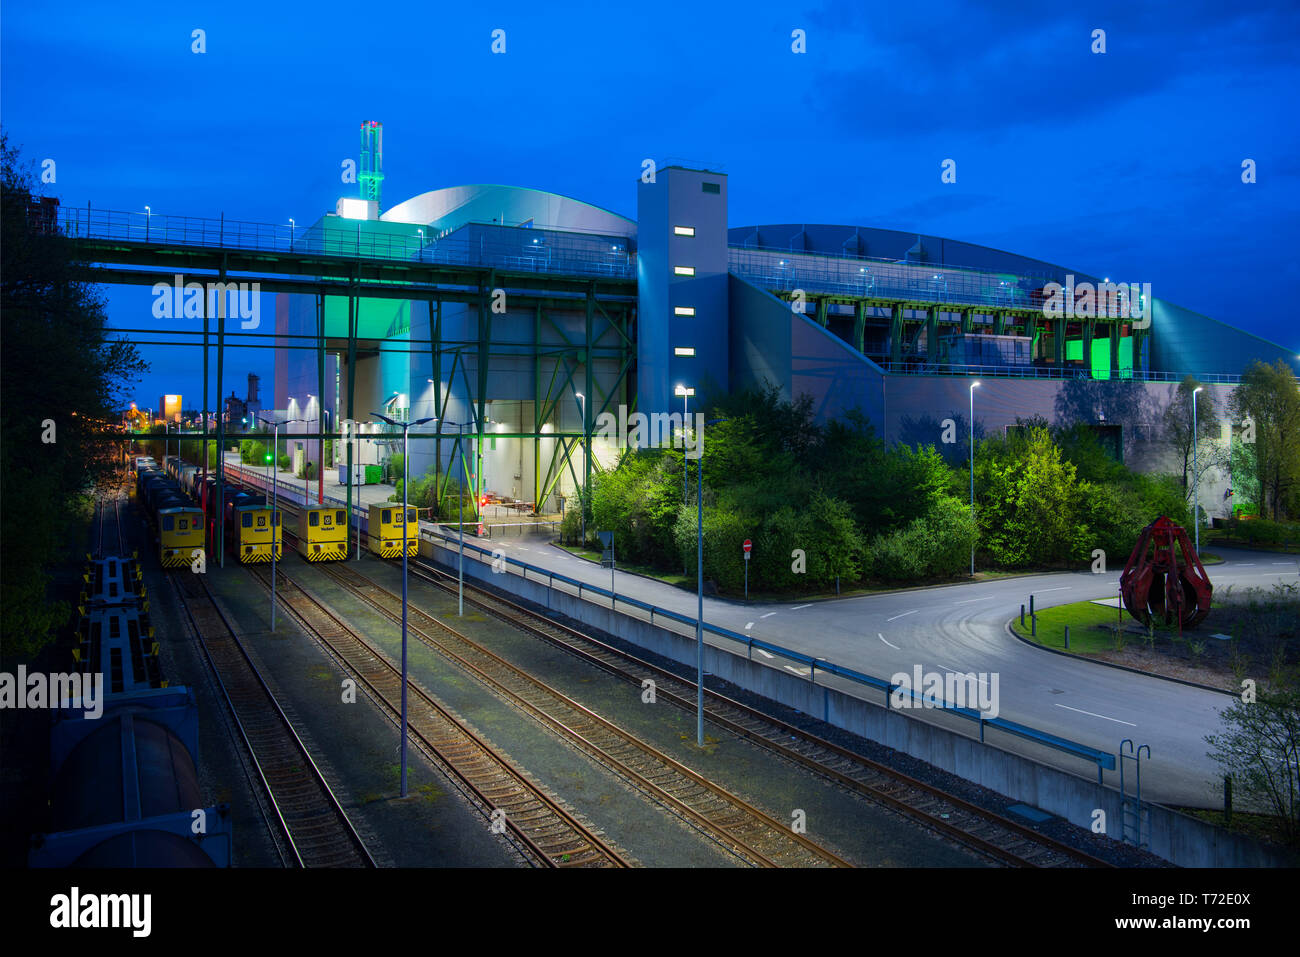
[1035,586,1072,593]
[784,665,810,676]
[885,610,917,622]
[878,633,899,649]
[938,664,989,685]
[1236,563,1256,567]
[1054,703,1136,727]
[1272,562,1291,565]
[953,596,994,605]
[791,603,811,610]
[761,612,777,619]
[745,622,754,630]
[756,649,774,659]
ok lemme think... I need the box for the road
[468,530,1298,806]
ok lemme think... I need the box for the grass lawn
[1010,599,1131,653]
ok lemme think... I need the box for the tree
[1162,376,1220,498]
[1,131,147,656]
[1231,360,1300,521]
[1206,687,1300,847]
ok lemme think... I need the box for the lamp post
[371,412,436,800]
[1192,386,1204,555]
[694,414,704,748]
[289,218,295,252]
[575,392,586,548]
[969,380,980,577]
[680,387,690,505]
[144,206,151,242]
[257,414,303,633]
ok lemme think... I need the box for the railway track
[245,557,631,869]
[404,547,1113,868]
[94,493,125,558]
[169,569,375,868]
[284,550,850,867]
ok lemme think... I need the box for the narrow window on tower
[674,306,696,317]
[674,266,695,276]
[673,226,695,237]
[674,347,696,356]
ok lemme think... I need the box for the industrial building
[274,124,1298,519]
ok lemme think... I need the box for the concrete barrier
[423,536,1293,868]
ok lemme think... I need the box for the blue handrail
[222,461,1115,780]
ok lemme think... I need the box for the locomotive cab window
[382,509,391,523]
[336,510,345,525]
[162,516,174,531]
[310,511,320,526]
[243,513,253,528]
[407,509,416,523]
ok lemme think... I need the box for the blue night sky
[4,0,1297,410]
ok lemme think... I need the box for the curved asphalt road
[445,528,1298,807]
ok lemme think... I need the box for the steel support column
[890,304,903,364]
[345,281,357,558]
[316,292,325,504]
[853,300,865,354]
[214,261,227,567]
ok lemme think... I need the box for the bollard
[1064,625,1070,649]
[1029,593,1035,617]
[1031,614,1037,638]
[1020,604,1025,627]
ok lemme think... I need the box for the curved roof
[382,184,635,238]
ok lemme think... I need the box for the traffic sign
[743,539,752,560]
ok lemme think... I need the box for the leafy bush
[868,495,975,580]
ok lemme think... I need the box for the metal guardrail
[47,206,636,281]
[870,360,1244,384]
[224,461,1114,778]
[420,525,1117,782]
[729,246,1045,310]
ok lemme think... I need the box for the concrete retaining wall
[424,536,1291,868]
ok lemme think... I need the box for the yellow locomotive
[158,506,205,568]
[228,499,281,563]
[297,505,348,561]
[367,504,418,558]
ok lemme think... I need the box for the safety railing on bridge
[869,360,1243,384]
[47,205,636,281]
[418,523,1118,783]
[728,245,1050,309]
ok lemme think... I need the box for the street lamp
[144,206,151,242]
[289,218,295,251]
[694,413,704,747]
[677,385,691,505]
[575,392,586,547]
[371,412,435,800]
[257,414,304,633]
[969,380,980,577]
[1192,386,1204,555]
